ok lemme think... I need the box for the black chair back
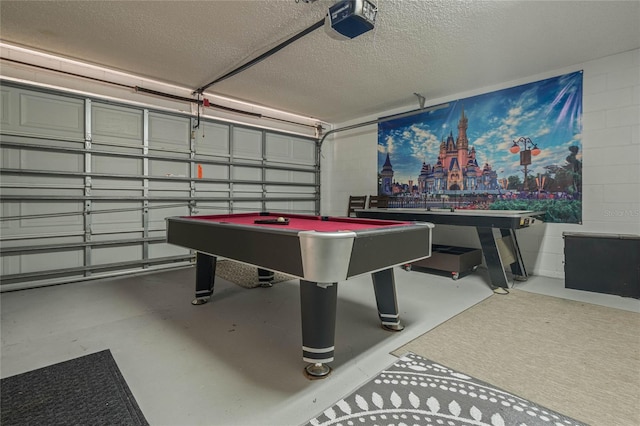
[347,195,367,217]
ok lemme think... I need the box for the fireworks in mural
[377,71,583,223]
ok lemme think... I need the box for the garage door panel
[2,174,83,189]
[148,203,189,224]
[92,103,143,146]
[232,201,263,212]
[233,185,262,194]
[92,178,142,193]
[149,180,190,192]
[17,91,84,140]
[149,113,190,154]
[93,155,142,175]
[18,201,84,230]
[265,186,315,197]
[232,166,261,181]
[149,189,190,199]
[196,163,228,180]
[266,133,315,165]
[191,202,230,214]
[233,127,262,159]
[91,202,142,227]
[149,242,189,259]
[149,160,189,178]
[265,200,315,213]
[1,88,11,128]
[11,250,84,274]
[1,187,83,199]
[92,245,141,265]
[90,232,144,242]
[265,169,315,184]
[20,149,83,172]
[194,182,230,193]
[195,122,229,156]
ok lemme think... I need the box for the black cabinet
[563,232,640,298]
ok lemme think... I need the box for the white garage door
[0,83,319,290]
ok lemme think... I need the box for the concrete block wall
[322,49,640,279]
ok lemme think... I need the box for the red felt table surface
[184,213,410,232]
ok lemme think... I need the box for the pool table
[166,212,434,378]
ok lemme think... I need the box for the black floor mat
[1,349,148,426]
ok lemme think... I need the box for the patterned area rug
[304,352,585,426]
[215,259,294,288]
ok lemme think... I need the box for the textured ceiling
[1,0,639,123]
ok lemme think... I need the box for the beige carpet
[215,260,294,288]
[393,289,640,426]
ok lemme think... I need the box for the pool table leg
[192,252,216,305]
[258,268,275,287]
[372,268,404,331]
[300,280,338,379]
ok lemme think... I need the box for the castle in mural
[380,108,500,196]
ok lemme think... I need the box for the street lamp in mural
[509,137,541,191]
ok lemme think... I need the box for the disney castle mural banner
[378,71,583,223]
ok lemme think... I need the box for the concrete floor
[1,266,638,426]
